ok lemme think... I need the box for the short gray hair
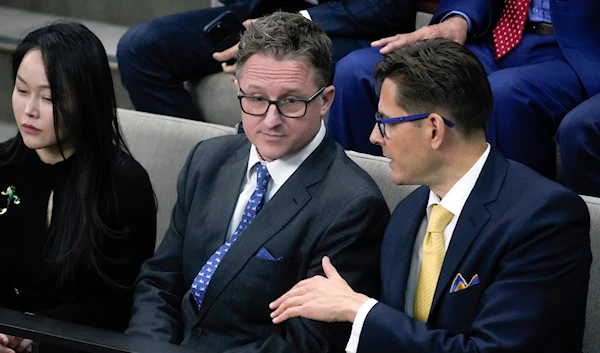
[236,11,332,88]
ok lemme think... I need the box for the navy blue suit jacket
[357,148,591,353]
[219,0,416,39]
[432,0,600,97]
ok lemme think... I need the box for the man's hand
[212,19,257,75]
[371,15,469,55]
[0,334,32,353]
[269,256,370,324]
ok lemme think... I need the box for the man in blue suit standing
[270,39,592,352]
[116,0,416,122]
[327,0,600,198]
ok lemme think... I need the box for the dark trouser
[557,93,600,197]
[117,6,370,121]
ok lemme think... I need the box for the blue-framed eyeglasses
[375,112,454,138]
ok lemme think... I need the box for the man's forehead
[241,54,316,84]
[378,79,406,115]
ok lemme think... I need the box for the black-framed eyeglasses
[375,112,454,138]
[237,86,326,119]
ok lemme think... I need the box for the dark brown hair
[375,38,493,135]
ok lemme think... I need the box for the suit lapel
[384,188,428,311]
[430,149,507,313]
[207,145,250,244]
[187,142,249,280]
[196,136,337,321]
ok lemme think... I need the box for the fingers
[242,18,257,29]
[271,305,306,324]
[0,334,16,353]
[322,256,340,279]
[221,62,237,75]
[0,335,10,347]
[270,295,309,323]
[372,33,413,54]
[379,33,416,55]
[374,28,434,55]
[212,43,239,63]
[7,337,22,350]
[371,34,398,48]
[15,339,32,353]
[269,278,312,310]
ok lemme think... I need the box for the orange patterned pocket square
[449,273,480,293]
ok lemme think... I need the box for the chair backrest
[345,151,417,211]
[117,109,600,352]
[117,109,236,248]
[583,195,600,353]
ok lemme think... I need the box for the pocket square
[255,247,283,261]
[450,273,480,293]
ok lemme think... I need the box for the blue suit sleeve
[432,0,504,39]
[440,11,473,33]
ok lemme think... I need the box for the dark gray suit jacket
[126,134,390,353]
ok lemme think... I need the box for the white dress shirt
[226,121,326,239]
[345,144,491,353]
[299,9,312,20]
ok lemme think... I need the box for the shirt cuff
[345,298,378,353]
[441,10,472,33]
[299,10,312,21]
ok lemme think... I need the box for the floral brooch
[0,186,21,216]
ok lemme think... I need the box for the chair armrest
[0,309,207,353]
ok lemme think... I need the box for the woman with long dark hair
[0,21,157,353]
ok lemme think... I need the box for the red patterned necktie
[493,0,531,60]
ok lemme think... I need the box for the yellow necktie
[414,204,454,322]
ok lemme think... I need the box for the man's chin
[256,146,285,162]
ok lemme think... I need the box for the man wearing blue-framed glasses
[271,38,591,353]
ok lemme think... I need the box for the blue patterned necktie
[191,163,271,309]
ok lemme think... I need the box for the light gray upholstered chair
[118,109,599,353]
[583,195,600,353]
[117,108,236,247]
[345,151,417,211]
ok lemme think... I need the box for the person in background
[558,93,600,197]
[0,21,157,353]
[327,0,600,198]
[271,39,591,353]
[116,0,416,121]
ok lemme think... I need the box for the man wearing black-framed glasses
[127,12,389,353]
[238,86,326,119]
[271,38,590,353]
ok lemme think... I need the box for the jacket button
[194,327,203,336]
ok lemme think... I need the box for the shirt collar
[246,120,326,187]
[427,143,491,218]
